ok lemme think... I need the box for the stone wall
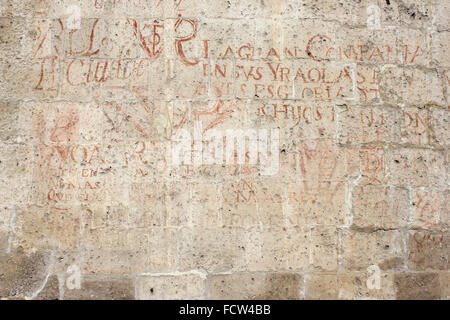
[0,0,448,300]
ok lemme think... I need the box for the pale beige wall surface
[0,0,448,300]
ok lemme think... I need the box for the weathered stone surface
[262,273,303,300]
[441,272,450,300]
[386,148,446,187]
[0,207,12,252]
[177,227,246,273]
[411,188,448,230]
[311,226,338,271]
[433,1,450,32]
[13,206,81,252]
[0,0,448,300]
[401,105,430,145]
[305,272,397,300]
[0,101,31,144]
[35,275,60,300]
[395,272,441,300]
[207,272,303,300]
[246,226,309,272]
[207,273,265,300]
[0,249,51,299]
[432,31,450,68]
[337,105,401,145]
[0,143,31,207]
[64,278,134,300]
[407,230,449,271]
[337,272,396,300]
[381,67,444,106]
[287,181,347,226]
[81,226,172,275]
[341,230,405,271]
[351,185,410,231]
[431,107,450,146]
[136,274,205,300]
[305,274,339,300]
